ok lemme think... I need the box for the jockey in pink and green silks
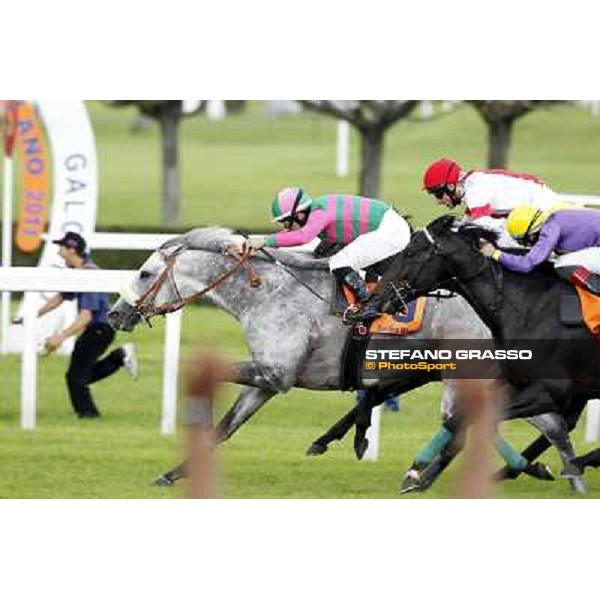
[246,187,412,303]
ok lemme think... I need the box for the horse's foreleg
[306,406,359,456]
[152,387,277,486]
[528,411,586,493]
[517,398,587,462]
[572,448,600,471]
[229,361,293,391]
[216,387,278,443]
[353,388,384,460]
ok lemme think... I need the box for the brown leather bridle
[134,243,261,325]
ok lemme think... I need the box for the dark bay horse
[352,214,600,490]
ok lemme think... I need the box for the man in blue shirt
[31,232,139,418]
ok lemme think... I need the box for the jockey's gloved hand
[248,236,267,252]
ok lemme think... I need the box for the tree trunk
[359,127,384,197]
[159,110,181,225]
[487,118,513,169]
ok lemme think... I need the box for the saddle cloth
[339,283,427,335]
[576,286,600,336]
[559,286,600,337]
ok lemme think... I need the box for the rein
[135,243,260,323]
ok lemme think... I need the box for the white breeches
[554,248,600,274]
[328,210,412,272]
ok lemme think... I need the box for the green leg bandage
[496,437,528,471]
[414,426,454,465]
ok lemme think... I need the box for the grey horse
[107,228,581,491]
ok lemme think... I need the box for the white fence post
[336,120,350,178]
[585,399,600,442]
[21,292,37,429]
[161,310,182,435]
[363,405,381,461]
[206,100,226,122]
[1,266,183,434]
[420,100,434,120]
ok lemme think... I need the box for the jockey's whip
[238,231,328,303]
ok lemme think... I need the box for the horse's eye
[140,271,152,280]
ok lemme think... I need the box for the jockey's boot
[332,267,370,303]
[558,265,600,296]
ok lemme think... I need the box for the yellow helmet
[506,204,550,243]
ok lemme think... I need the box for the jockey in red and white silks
[422,158,565,246]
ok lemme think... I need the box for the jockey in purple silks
[481,205,600,294]
[244,187,412,303]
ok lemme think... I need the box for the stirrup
[342,304,361,325]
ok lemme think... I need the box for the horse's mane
[452,220,558,279]
[160,227,330,271]
[455,222,500,246]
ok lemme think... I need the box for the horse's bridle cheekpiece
[133,243,259,326]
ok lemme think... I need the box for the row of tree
[107,100,566,224]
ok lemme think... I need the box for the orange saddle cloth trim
[575,286,600,337]
[342,284,427,336]
[369,296,427,335]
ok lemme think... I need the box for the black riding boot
[332,267,370,303]
[557,265,600,295]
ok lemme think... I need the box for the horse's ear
[183,229,209,249]
[160,234,188,250]
[428,215,457,234]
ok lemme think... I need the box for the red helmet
[422,158,462,192]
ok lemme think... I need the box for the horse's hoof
[306,442,328,456]
[560,462,584,479]
[152,474,175,486]
[400,469,422,494]
[355,438,369,460]
[569,477,587,494]
[524,462,555,481]
[493,466,519,481]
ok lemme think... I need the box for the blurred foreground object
[455,379,501,499]
[185,352,234,499]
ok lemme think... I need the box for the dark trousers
[65,323,124,416]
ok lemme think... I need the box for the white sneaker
[122,343,139,380]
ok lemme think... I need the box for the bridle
[389,225,504,315]
[133,243,260,325]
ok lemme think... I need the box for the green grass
[2,303,600,499]
[3,101,600,497]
